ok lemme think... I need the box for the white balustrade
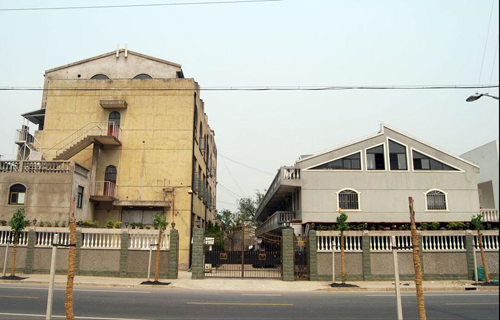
[481,209,499,223]
[81,229,122,249]
[35,228,70,247]
[0,227,29,246]
[316,231,363,252]
[474,232,499,251]
[128,229,170,250]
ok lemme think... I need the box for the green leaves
[471,214,484,231]
[336,212,349,231]
[153,214,168,230]
[9,207,28,234]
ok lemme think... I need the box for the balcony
[0,160,71,174]
[91,181,118,202]
[255,167,301,222]
[256,211,295,236]
[481,209,499,222]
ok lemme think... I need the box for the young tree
[336,211,349,284]
[65,198,77,320]
[153,214,168,282]
[217,209,235,230]
[471,214,490,283]
[409,197,426,320]
[8,208,29,276]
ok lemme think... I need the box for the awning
[22,109,45,125]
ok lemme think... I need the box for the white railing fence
[481,209,499,222]
[316,231,499,252]
[0,227,170,250]
[0,161,71,174]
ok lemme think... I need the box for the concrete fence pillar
[191,228,205,280]
[362,232,371,281]
[282,228,295,281]
[167,229,179,279]
[24,230,36,274]
[119,231,129,278]
[75,231,82,274]
[308,230,318,281]
[465,231,475,280]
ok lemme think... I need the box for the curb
[0,279,178,289]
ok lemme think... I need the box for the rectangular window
[367,145,385,170]
[77,186,84,209]
[389,140,408,170]
[413,150,459,171]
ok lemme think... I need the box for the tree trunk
[477,231,490,283]
[341,230,346,284]
[409,197,426,320]
[154,228,163,282]
[65,199,77,320]
[9,236,18,277]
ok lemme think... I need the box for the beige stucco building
[0,49,217,269]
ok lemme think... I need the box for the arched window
[108,111,121,136]
[133,74,153,80]
[426,190,447,211]
[105,166,117,183]
[9,184,26,205]
[337,189,360,211]
[90,74,110,80]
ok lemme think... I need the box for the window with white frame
[366,145,385,170]
[338,189,360,210]
[413,150,459,171]
[9,184,26,205]
[426,190,447,211]
[389,140,408,171]
[311,153,362,170]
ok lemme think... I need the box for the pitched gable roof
[45,49,181,74]
[297,123,480,169]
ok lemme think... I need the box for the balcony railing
[256,211,295,235]
[481,209,499,222]
[92,181,118,199]
[257,167,301,219]
[0,160,71,174]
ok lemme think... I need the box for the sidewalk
[0,272,498,292]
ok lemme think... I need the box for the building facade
[256,124,484,235]
[461,140,499,211]
[1,49,217,269]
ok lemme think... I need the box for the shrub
[114,221,122,229]
[429,222,440,230]
[54,221,59,227]
[106,220,114,229]
[153,214,168,231]
[316,225,328,231]
[446,222,466,230]
[93,221,99,228]
[0,220,7,226]
[328,224,337,231]
[61,221,66,228]
[420,223,429,230]
[82,220,92,227]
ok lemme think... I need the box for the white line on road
[242,294,283,296]
[0,312,151,320]
[0,286,151,294]
[367,293,499,297]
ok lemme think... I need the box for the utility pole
[46,234,59,320]
[2,241,9,277]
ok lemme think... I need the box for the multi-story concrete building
[256,124,488,235]
[461,140,499,211]
[0,49,217,269]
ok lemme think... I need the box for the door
[108,111,121,137]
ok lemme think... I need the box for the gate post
[168,229,179,279]
[308,230,318,281]
[282,228,295,281]
[191,228,205,280]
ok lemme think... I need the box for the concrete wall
[461,140,499,210]
[317,251,498,281]
[297,126,480,223]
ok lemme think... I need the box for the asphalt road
[0,284,498,320]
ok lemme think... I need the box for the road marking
[242,294,283,296]
[0,312,151,320]
[187,302,294,306]
[446,302,499,306]
[0,295,39,299]
[0,286,151,294]
[367,293,499,297]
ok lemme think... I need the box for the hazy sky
[0,0,498,212]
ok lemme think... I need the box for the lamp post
[466,93,499,102]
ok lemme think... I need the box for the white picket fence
[0,227,170,250]
[317,230,499,252]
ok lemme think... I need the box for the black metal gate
[204,227,282,279]
[294,235,309,280]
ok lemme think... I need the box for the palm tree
[65,198,77,320]
[409,197,426,320]
[336,212,349,284]
[471,214,490,283]
[8,208,28,276]
[153,214,168,282]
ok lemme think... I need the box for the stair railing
[43,122,115,159]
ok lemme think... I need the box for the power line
[487,37,499,95]
[0,84,498,92]
[477,0,496,87]
[0,0,283,12]
[219,154,274,176]
[221,157,246,197]
[217,183,242,199]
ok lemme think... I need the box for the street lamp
[466,92,499,102]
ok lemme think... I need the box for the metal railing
[0,160,71,174]
[481,209,499,222]
[92,181,118,198]
[43,122,122,158]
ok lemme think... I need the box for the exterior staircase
[44,122,122,161]
[15,127,44,161]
